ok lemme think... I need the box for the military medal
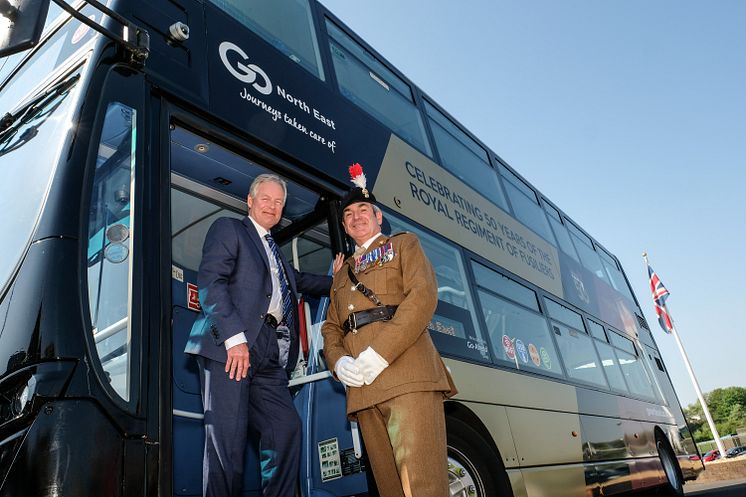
[354,242,395,273]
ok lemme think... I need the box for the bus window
[616,349,656,401]
[85,102,137,401]
[0,5,96,115]
[543,298,585,332]
[551,321,608,389]
[499,164,554,244]
[477,289,563,377]
[645,345,676,407]
[594,340,629,393]
[566,220,608,282]
[587,319,608,342]
[608,330,636,355]
[543,202,580,263]
[423,100,506,209]
[472,262,539,312]
[385,214,488,362]
[598,247,635,302]
[470,263,563,376]
[209,0,325,79]
[0,67,81,302]
[325,19,432,157]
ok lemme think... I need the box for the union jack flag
[647,264,673,333]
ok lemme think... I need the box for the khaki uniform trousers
[357,390,448,497]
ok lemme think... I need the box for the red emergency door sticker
[187,283,201,312]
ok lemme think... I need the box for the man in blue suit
[185,173,342,497]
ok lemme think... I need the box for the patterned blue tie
[265,234,294,329]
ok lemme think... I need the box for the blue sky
[320,0,746,409]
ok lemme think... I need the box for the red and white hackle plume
[348,162,369,197]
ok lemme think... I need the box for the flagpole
[643,253,726,460]
[665,305,727,459]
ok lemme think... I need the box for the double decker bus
[0,1,702,496]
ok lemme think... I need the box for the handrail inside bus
[93,316,128,343]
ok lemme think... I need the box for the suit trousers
[356,391,449,497]
[197,324,301,497]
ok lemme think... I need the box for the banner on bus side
[374,135,563,298]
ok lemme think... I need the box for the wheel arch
[444,400,515,497]
[444,400,502,462]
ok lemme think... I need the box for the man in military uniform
[322,165,456,497]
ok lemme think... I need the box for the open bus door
[167,122,374,496]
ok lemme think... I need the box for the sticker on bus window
[502,335,515,360]
[187,283,201,312]
[172,265,184,282]
[515,339,528,364]
[540,347,552,370]
[529,343,541,366]
[318,438,343,482]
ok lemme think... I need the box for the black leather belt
[265,314,286,328]
[264,314,289,338]
[343,305,398,334]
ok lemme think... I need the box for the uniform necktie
[265,234,294,330]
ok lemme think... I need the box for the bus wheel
[447,417,510,497]
[656,438,684,497]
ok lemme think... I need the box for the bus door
[167,124,356,496]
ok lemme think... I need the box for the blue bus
[0,1,701,496]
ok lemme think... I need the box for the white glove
[335,356,364,388]
[355,347,389,385]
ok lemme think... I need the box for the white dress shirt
[354,232,383,257]
[224,215,285,350]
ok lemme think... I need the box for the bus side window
[85,102,137,401]
[385,213,488,363]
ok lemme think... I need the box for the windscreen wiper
[0,73,80,134]
[51,0,149,65]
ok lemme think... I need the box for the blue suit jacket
[184,216,332,373]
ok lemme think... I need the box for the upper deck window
[597,247,635,301]
[499,165,554,244]
[326,20,432,156]
[566,220,608,282]
[423,101,506,209]
[210,0,325,79]
[543,202,580,262]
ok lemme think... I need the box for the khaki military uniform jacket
[322,232,456,416]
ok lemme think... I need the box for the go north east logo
[219,41,272,95]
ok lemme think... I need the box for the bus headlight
[2,376,36,422]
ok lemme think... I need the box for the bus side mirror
[0,0,51,58]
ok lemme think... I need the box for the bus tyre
[656,437,684,497]
[447,417,512,497]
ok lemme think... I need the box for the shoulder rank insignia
[354,242,395,273]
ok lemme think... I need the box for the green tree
[683,387,746,442]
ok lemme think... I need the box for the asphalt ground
[684,477,746,496]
